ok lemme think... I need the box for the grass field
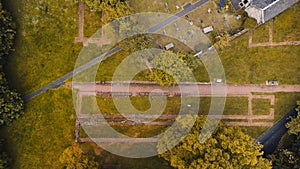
[0,89,76,168]
[129,0,198,14]
[252,23,270,43]
[252,98,272,115]
[96,96,249,116]
[220,35,300,84]
[273,2,300,42]
[1,0,299,168]
[3,0,82,95]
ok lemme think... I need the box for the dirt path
[74,2,86,44]
[72,82,300,96]
[75,82,299,142]
[249,19,300,47]
[73,82,299,127]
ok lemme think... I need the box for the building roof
[251,0,277,9]
[262,0,298,22]
[230,0,242,10]
[246,0,299,23]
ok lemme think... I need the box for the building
[239,0,299,24]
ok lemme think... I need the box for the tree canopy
[59,144,100,169]
[0,72,24,126]
[80,0,132,24]
[286,103,300,135]
[0,2,16,61]
[147,51,197,86]
[0,1,24,126]
[269,104,300,169]
[0,140,10,169]
[158,116,272,169]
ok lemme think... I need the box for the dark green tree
[0,2,16,61]
[0,1,24,126]
[79,0,132,24]
[147,51,197,86]
[0,139,10,169]
[158,116,272,169]
[286,103,300,135]
[268,104,300,169]
[59,144,100,169]
[0,72,24,126]
[119,34,153,53]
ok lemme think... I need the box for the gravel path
[72,82,300,96]
[249,19,300,47]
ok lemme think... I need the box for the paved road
[255,106,298,155]
[24,0,209,101]
[24,47,120,101]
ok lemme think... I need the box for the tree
[147,51,197,86]
[79,0,132,24]
[0,139,10,169]
[0,2,16,62]
[0,72,24,126]
[268,104,300,169]
[286,103,300,135]
[59,144,100,169]
[0,1,24,126]
[158,116,272,169]
[214,33,231,50]
[119,34,153,53]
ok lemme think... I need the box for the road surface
[255,106,298,155]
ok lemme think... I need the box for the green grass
[273,2,300,42]
[223,97,248,115]
[96,96,249,116]
[242,92,300,138]
[252,22,270,43]
[129,0,197,14]
[273,92,300,121]
[3,0,82,95]
[97,96,182,115]
[1,0,299,168]
[240,126,270,139]
[220,34,300,84]
[252,98,271,115]
[0,89,76,168]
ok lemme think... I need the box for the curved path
[255,106,298,155]
[24,0,209,101]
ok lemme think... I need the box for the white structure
[164,43,174,50]
[203,26,214,34]
[194,51,203,57]
[240,0,299,24]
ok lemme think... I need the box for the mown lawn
[243,92,300,138]
[3,0,82,95]
[273,2,300,42]
[220,34,300,84]
[251,22,270,43]
[96,96,249,116]
[252,98,272,115]
[0,89,76,168]
[1,0,299,168]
